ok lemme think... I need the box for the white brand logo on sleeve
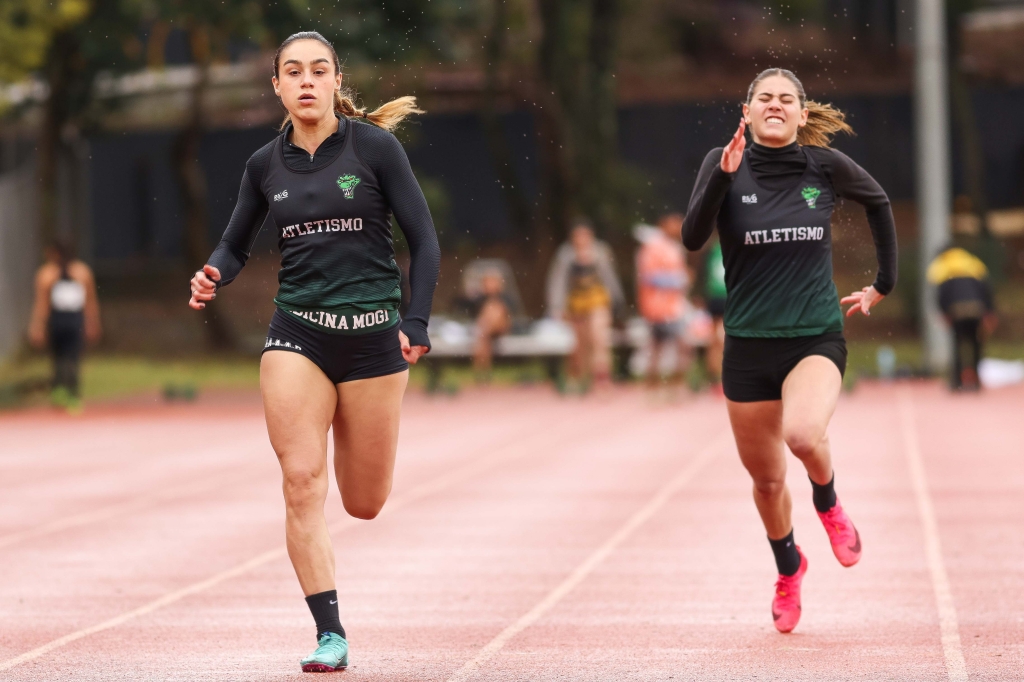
[744,226,824,245]
[742,194,758,204]
[273,189,289,202]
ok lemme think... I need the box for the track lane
[453,385,966,681]
[1,384,1021,680]
[2,385,712,671]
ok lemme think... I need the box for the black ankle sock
[768,529,801,576]
[810,472,837,513]
[305,590,345,639]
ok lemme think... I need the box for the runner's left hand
[399,330,428,364]
[841,285,884,317]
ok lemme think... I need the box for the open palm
[721,120,747,173]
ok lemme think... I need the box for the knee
[783,424,825,459]
[752,476,787,500]
[343,495,387,520]
[281,468,327,508]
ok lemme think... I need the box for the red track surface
[1,382,1021,681]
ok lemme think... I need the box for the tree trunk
[481,0,533,242]
[533,0,623,240]
[949,70,989,233]
[534,0,578,245]
[580,0,621,233]
[173,27,235,350]
[38,30,78,251]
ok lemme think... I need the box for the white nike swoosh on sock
[329,600,337,604]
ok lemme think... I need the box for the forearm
[865,206,898,295]
[369,128,440,348]
[402,233,441,348]
[28,299,48,336]
[84,288,101,334]
[827,150,898,295]
[683,152,732,251]
[546,256,570,315]
[206,169,268,287]
[206,240,251,288]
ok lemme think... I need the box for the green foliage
[285,0,474,64]
[0,0,90,82]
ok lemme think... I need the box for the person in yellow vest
[547,219,626,391]
[927,245,997,391]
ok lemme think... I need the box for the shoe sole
[301,663,347,673]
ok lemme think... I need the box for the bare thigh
[727,399,786,486]
[780,355,842,456]
[332,370,409,520]
[261,351,337,486]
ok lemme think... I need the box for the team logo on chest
[801,186,821,209]
[337,174,361,199]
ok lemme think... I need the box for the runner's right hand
[721,120,747,173]
[189,265,221,310]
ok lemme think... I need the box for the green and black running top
[206,115,440,348]
[682,142,897,338]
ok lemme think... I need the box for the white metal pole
[914,0,953,372]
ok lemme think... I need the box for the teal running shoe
[300,632,348,673]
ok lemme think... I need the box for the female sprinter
[682,68,897,633]
[188,31,440,671]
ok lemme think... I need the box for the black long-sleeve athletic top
[206,115,440,349]
[682,142,897,337]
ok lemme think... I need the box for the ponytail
[746,68,854,148]
[273,31,424,132]
[332,91,424,132]
[798,100,854,148]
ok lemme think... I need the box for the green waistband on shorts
[275,301,400,335]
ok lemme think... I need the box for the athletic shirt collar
[747,141,806,191]
[282,115,347,172]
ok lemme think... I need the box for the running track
[0,383,1020,681]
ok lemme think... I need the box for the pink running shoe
[772,547,808,634]
[817,497,862,567]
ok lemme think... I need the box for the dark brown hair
[273,31,423,131]
[746,68,853,148]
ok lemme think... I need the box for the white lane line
[0,414,527,552]
[0,408,614,673]
[900,392,969,682]
[445,433,730,682]
[0,467,266,551]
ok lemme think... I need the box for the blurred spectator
[28,239,102,408]
[703,237,727,393]
[636,213,693,391]
[470,269,514,379]
[547,219,626,390]
[927,245,997,391]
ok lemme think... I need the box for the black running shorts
[263,309,408,384]
[722,332,846,402]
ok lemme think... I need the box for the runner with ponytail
[682,68,897,633]
[188,31,440,672]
